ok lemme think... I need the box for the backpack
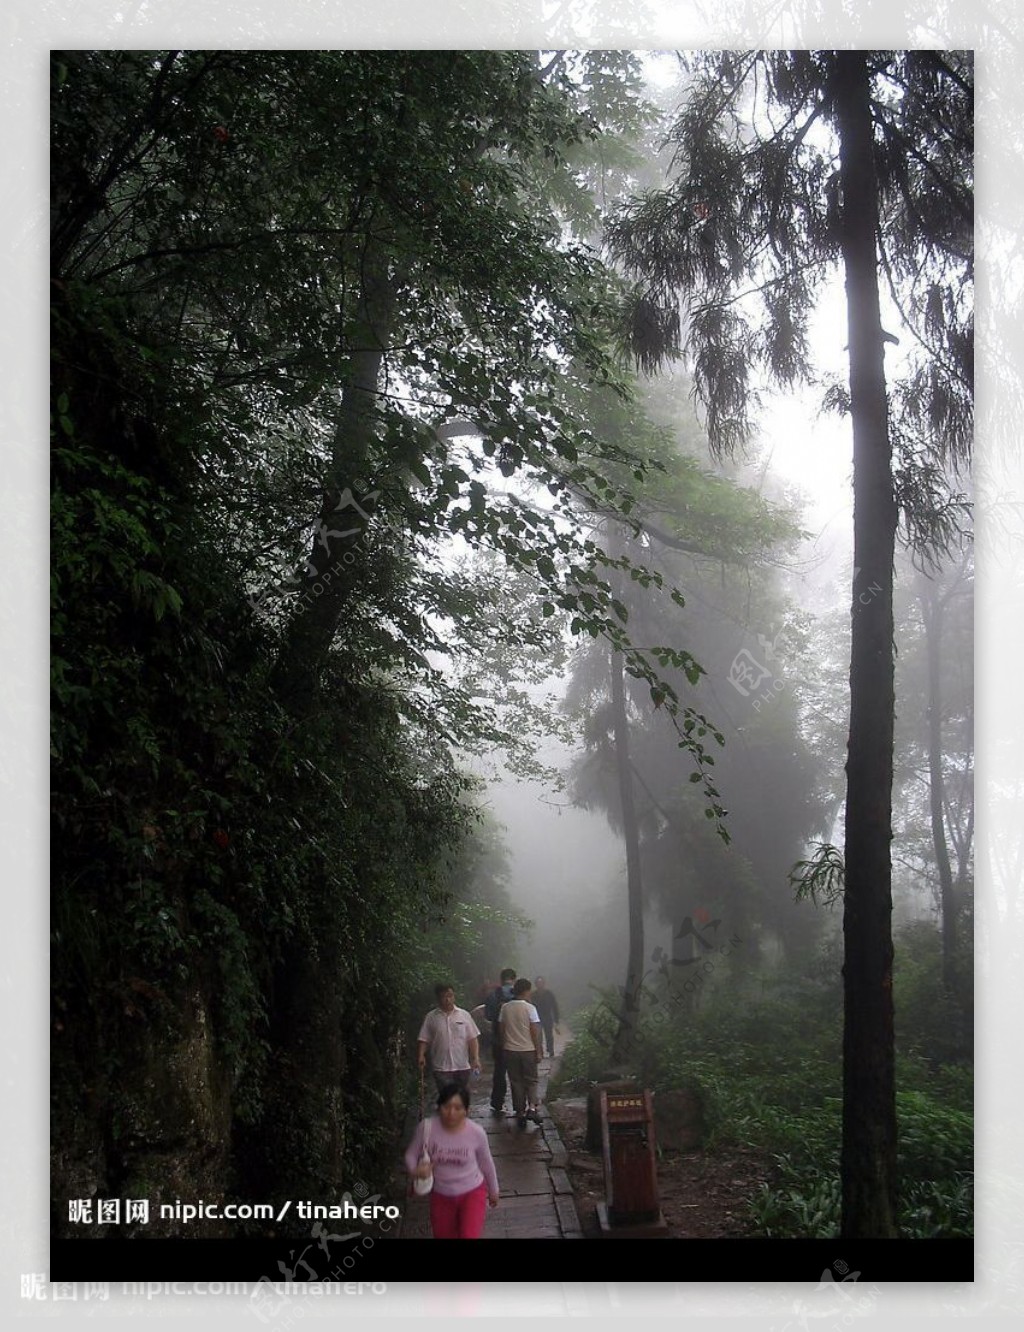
[484,985,506,1025]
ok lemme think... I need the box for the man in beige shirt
[498,977,543,1128]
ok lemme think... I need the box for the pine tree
[608,49,972,1238]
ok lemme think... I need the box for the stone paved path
[398,1053,583,1239]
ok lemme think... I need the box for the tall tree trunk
[834,50,899,1239]
[270,245,399,717]
[259,245,399,1200]
[920,578,958,993]
[610,646,645,1064]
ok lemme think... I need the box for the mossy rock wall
[51,985,234,1238]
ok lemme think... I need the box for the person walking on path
[499,977,544,1129]
[484,968,516,1115]
[417,983,481,1094]
[533,977,560,1059]
[404,1084,500,1239]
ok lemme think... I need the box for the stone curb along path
[395,1052,584,1240]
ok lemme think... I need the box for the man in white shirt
[498,977,543,1128]
[417,983,481,1094]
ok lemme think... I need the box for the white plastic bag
[412,1118,433,1195]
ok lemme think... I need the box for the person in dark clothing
[484,968,516,1114]
[533,976,560,1058]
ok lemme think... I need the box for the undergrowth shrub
[558,953,971,1238]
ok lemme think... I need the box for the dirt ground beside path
[548,1095,772,1238]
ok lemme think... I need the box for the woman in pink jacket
[405,1083,500,1239]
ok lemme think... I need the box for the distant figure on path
[533,976,560,1058]
[484,967,517,1115]
[417,983,481,1094]
[405,1084,500,1239]
[499,977,543,1128]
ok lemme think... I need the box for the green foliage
[558,951,971,1239]
[50,271,471,1197]
[402,807,534,1011]
[893,920,973,1066]
[790,842,846,908]
[751,1082,974,1240]
[556,367,828,964]
[609,52,972,489]
[607,51,972,1240]
[51,46,972,1239]
[52,49,699,1214]
[749,1174,842,1240]
[50,50,746,812]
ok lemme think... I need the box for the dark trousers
[433,1068,471,1096]
[540,1017,555,1057]
[490,1044,508,1110]
[505,1049,539,1117]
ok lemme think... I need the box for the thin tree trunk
[610,646,645,1064]
[920,579,958,992]
[834,50,899,1239]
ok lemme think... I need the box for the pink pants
[429,1181,488,1239]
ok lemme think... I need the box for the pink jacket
[404,1117,499,1197]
